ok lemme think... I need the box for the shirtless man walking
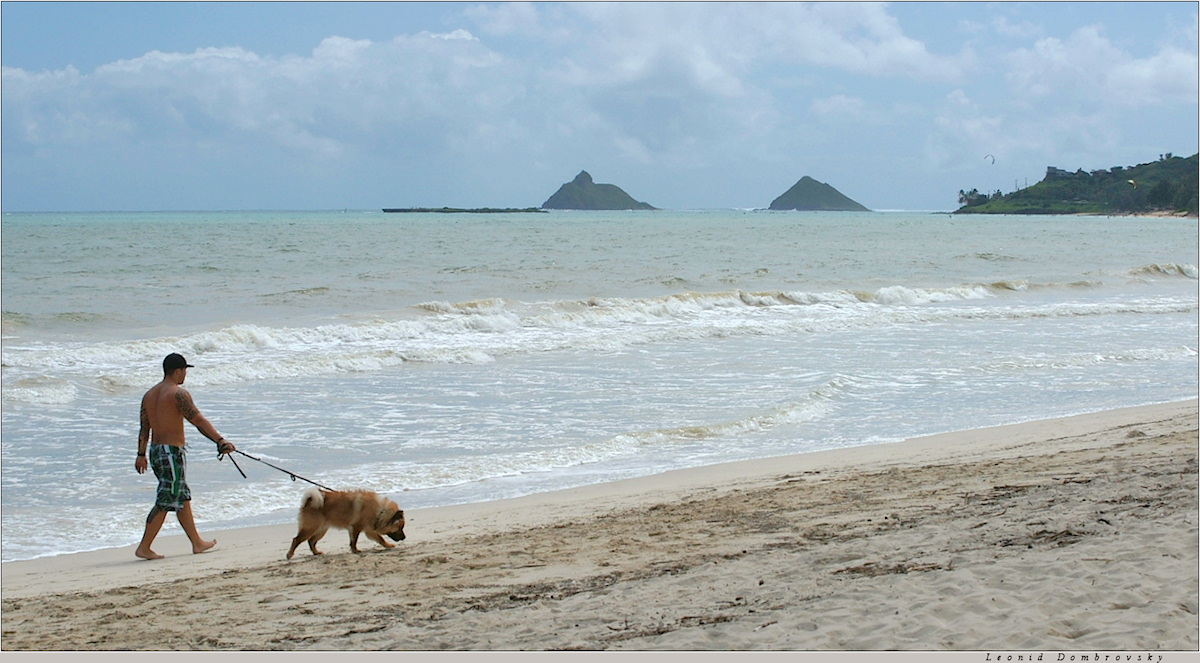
[134,353,236,560]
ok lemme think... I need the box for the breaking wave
[1126,263,1199,279]
[3,279,1195,403]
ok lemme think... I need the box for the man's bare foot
[192,539,217,554]
[135,548,164,560]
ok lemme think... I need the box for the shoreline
[2,399,1196,650]
[2,400,1192,573]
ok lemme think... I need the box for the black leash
[220,449,335,492]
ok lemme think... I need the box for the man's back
[143,379,187,447]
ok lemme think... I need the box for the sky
[2,1,1197,212]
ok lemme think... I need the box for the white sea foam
[980,346,1200,372]
[871,284,993,305]
[4,377,79,404]
[2,284,1195,403]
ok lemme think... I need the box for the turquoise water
[2,210,1196,561]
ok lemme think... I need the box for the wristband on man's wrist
[137,453,146,458]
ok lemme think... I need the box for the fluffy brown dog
[286,488,406,559]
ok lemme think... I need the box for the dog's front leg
[349,528,362,553]
[367,532,395,549]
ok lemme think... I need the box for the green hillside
[542,171,656,210]
[955,153,1198,215]
[769,176,870,211]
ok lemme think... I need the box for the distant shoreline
[955,209,1198,218]
[382,207,548,214]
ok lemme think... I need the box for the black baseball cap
[163,353,194,372]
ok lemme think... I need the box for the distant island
[955,153,1199,216]
[542,171,656,210]
[768,176,870,211]
[383,207,547,214]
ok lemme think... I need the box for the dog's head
[384,509,406,541]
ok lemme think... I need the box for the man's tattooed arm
[176,389,201,422]
[138,402,151,454]
[176,389,224,444]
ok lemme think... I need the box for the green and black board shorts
[149,444,191,511]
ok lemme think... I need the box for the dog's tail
[300,487,325,512]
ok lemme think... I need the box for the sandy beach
[2,400,1196,651]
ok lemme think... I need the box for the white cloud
[991,16,1042,40]
[2,32,519,163]
[465,2,542,37]
[1107,46,1199,106]
[423,29,478,42]
[812,94,866,118]
[945,89,972,109]
[765,3,970,81]
[1005,25,1198,107]
[3,3,967,173]
[559,3,968,88]
[500,2,969,172]
[2,3,1194,211]
[311,35,373,61]
[922,19,1197,176]
[1,66,126,145]
[809,94,894,127]
[925,89,1006,169]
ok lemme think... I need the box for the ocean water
[1,209,1196,562]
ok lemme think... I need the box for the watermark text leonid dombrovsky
[985,655,1166,662]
